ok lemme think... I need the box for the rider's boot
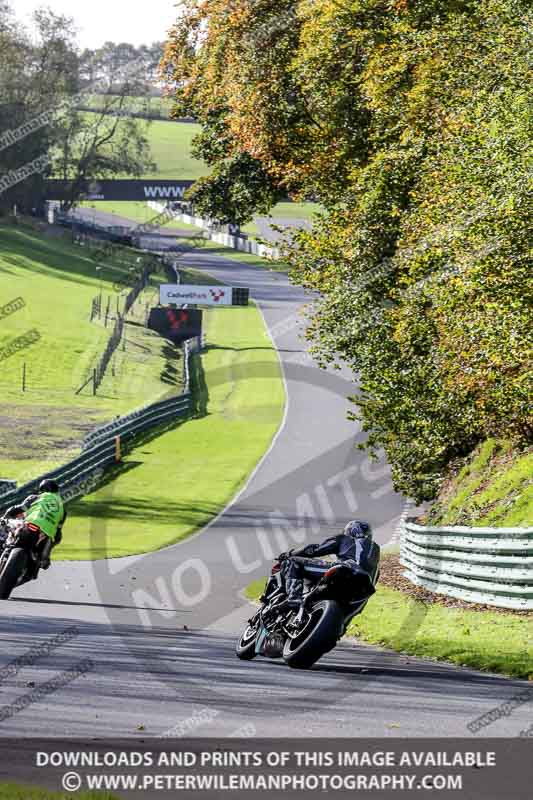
[284,578,303,610]
[39,539,53,571]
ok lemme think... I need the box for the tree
[161,0,313,223]
[187,152,285,225]
[0,4,77,214]
[80,40,165,94]
[0,4,156,214]
[164,0,532,501]
[52,94,155,211]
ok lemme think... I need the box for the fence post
[93,368,97,396]
[115,435,122,462]
[22,362,26,392]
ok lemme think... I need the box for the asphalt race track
[0,213,530,739]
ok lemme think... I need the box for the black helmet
[343,520,372,540]
[39,479,60,494]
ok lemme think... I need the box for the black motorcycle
[236,557,379,669]
[0,518,43,599]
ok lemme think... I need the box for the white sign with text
[159,285,232,306]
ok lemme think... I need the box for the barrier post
[115,435,122,462]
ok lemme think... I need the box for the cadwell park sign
[159,285,252,307]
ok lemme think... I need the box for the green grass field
[85,93,174,119]
[0,221,183,484]
[133,118,207,179]
[60,301,285,559]
[245,558,533,679]
[83,115,206,180]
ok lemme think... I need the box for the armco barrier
[400,519,533,610]
[146,201,282,260]
[0,337,204,513]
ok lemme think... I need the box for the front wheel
[0,548,28,599]
[236,617,260,660]
[283,600,344,669]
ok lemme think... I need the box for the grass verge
[426,438,532,527]
[60,302,285,559]
[242,201,323,236]
[244,558,533,680]
[78,201,202,232]
[190,238,289,272]
[0,786,116,800]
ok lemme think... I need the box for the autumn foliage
[163,0,532,500]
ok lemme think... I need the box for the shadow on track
[10,598,191,613]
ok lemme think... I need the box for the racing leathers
[23,491,66,569]
[280,531,380,608]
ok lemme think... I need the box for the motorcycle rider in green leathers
[23,479,66,572]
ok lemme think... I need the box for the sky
[13,0,179,48]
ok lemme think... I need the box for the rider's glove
[277,550,293,561]
[4,505,24,519]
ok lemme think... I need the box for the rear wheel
[236,617,260,660]
[283,600,344,669]
[0,549,28,600]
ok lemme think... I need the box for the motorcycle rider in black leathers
[278,520,380,609]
